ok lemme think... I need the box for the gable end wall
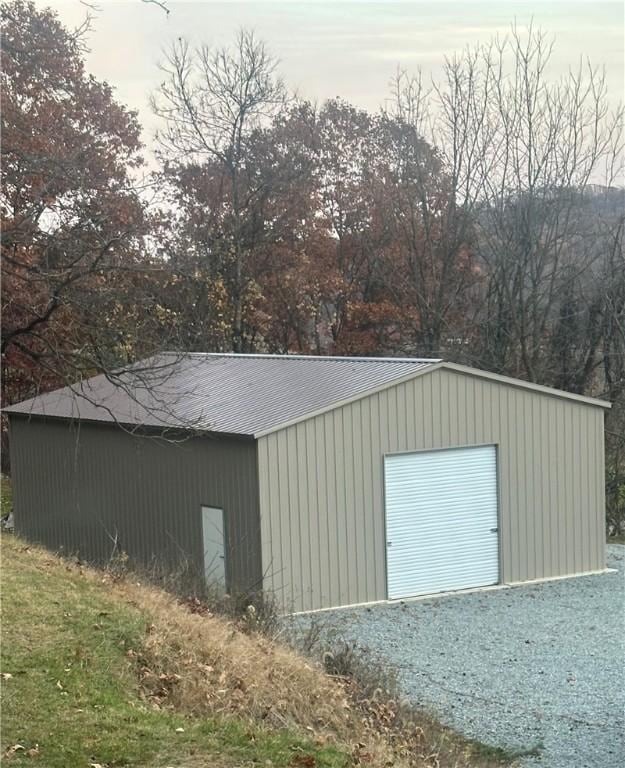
[257,368,606,612]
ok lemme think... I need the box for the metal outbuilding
[6,353,610,612]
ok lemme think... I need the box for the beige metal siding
[257,368,606,611]
[9,417,261,593]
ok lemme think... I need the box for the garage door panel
[384,445,499,599]
[387,503,497,528]
[387,508,497,534]
[388,534,497,554]
[386,481,497,499]
[386,491,497,508]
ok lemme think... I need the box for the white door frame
[201,505,226,589]
[383,444,500,600]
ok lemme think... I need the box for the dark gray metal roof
[6,353,440,437]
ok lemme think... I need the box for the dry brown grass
[117,579,356,736]
[3,537,512,768]
[106,574,510,767]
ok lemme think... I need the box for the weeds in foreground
[285,618,519,767]
[105,548,283,637]
[2,535,520,767]
[0,536,351,768]
[1,537,518,768]
[104,551,519,766]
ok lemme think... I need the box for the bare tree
[391,24,623,381]
[472,29,622,382]
[151,29,287,351]
[387,33,507,358]
[386,74,481,355]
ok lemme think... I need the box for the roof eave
[6,410,257,439]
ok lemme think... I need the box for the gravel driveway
[294,545,625,768]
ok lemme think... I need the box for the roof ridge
[160,351,442,364]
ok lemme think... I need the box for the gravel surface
[293,545,625,768]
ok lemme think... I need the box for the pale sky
[38,1,624,163]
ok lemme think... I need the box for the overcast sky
[41,1,624,163]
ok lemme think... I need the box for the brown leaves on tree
[2,8,623,523]
[1,0,148,410]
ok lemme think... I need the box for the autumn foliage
[1,0,147,404]
[1,1,624,511]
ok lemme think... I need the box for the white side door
[201,506,226,588]
[385,445,499,599]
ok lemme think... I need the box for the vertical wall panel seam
[309,421,322,608]
[341,408,351,604]
[301,424,312,611]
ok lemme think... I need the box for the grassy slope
[1,531,515,768]
[0,536,347,768]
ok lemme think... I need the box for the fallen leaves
[3,743,39,759]
[3,744,25,758]
[289,754,316,767]
[183,596,213,617]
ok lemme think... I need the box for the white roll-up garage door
[384,445,499,600]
